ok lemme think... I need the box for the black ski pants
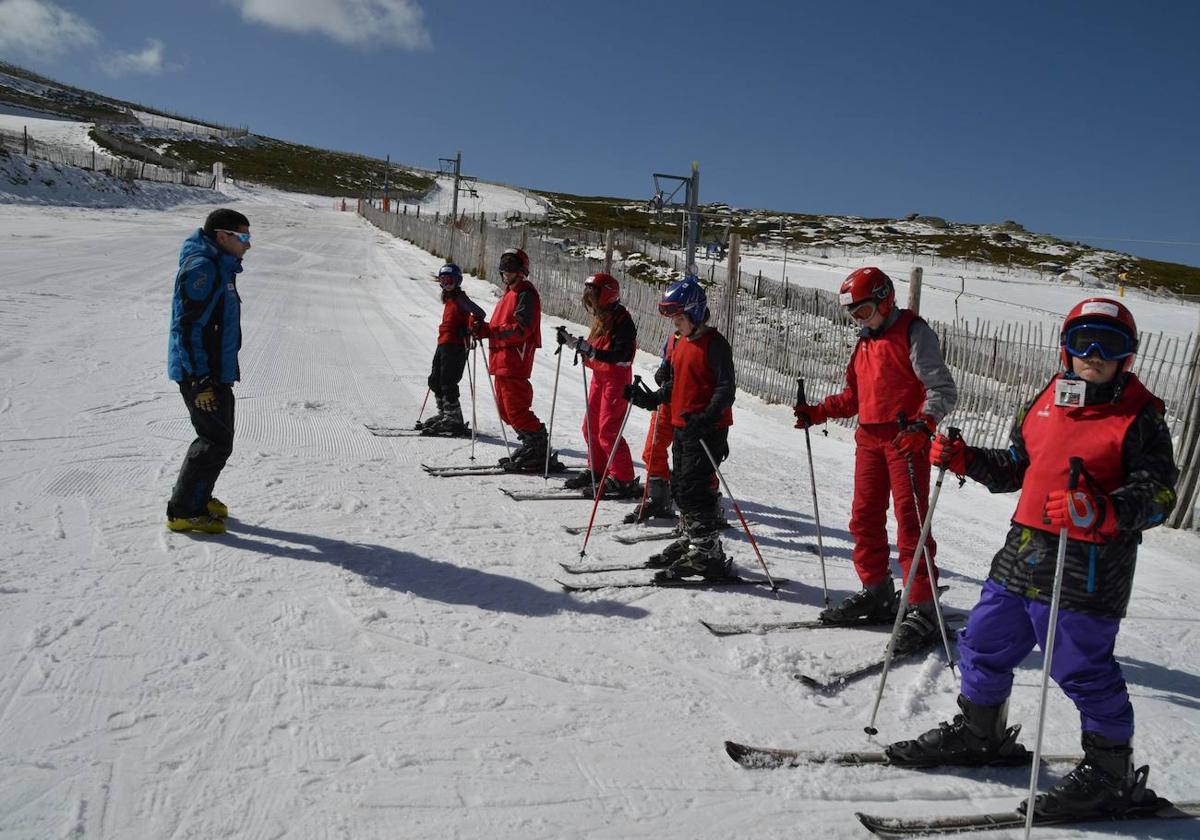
[167,381,235,519]
[671,426,728,533]
[427,342,468,405]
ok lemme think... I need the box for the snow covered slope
[0,196,1196,839]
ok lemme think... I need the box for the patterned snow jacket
[167,229,243,384]
[964,372,1178,618]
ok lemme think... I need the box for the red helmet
[839,267,895,319]
[499,247,530,276]
[1060,297,1139,372]
[583,272,620,308]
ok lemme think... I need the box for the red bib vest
[1013,374,1156,543]
[851,309,928,424]
[669,329,733,429]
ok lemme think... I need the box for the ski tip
[723,740,745,763]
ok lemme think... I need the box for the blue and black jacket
[167,229,243,384]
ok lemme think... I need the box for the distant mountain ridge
[2,59,1196,292]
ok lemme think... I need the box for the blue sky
[2,0,1198,267]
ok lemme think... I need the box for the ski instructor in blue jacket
[165,208,251,534]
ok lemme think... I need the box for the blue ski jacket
[167,229,243,383]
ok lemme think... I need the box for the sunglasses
[1062,323,1136,360]
[219,230,251,243]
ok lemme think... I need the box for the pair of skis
[420,460,576,479]
[556,556,782,592]
[366,423,470,438]
[724,741,1197,835]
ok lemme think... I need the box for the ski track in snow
[0,196,1197,839]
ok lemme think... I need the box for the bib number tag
[1054,378,1086,408]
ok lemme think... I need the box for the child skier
[556,272,641,498]
[793,267,958,655]
[419,263,485,436]
[623,330,681,523]
[625,276,735,580]
[886,298,1177,820]
[469,248,549,471]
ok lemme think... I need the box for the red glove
[793,403,827,429]
[468,314,490,339]
[893,416,935,457]
[929,434,970,475]
[1043,489,1118,538]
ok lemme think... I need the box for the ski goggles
[1062,323,1136,360]
[218,230,251,243]
[658,299,690,318]
[845,300,877,321]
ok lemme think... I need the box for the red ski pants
[493,375,541,433]
[641,402,674,480]
[583,370,634,481]
[850,422,938,604]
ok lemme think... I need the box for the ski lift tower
[438,151,479,223]
[651,161,701,272]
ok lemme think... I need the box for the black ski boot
[892,601,941,657]
[503,425,549,473]
[421,400,468,437]
[562,469,598,491]
[654,533,731,581]
[819,579,898,625]
[623,476,675,523]
[886,696,1029,767]
[647,514,691,567]
[417,395,446,431]
[1021,733,1161,818]
[589,475,642,500]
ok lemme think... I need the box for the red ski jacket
[486,279,541,378]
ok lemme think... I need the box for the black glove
[192,376,217,412]
[681,411,713,438]
[623,382,659,411]
[555,325,572,346]
[427,372,438,390]
[574,337,595,359]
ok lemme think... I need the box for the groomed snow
[0,192,1197,840]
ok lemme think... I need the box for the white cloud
[227,0,431,49]
[100,38,168,77]
[0,0,98,57]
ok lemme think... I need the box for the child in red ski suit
[625,276,735,581]
[469,248,547,470]
[419,263,484,436]
[556,273,640,498]
[793,267,957,655]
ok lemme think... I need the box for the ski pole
[797,378,830,606]
[579,395,637,558]
[467,338,479,461]
[863,424,956,737]
[699,438,779,591]
[414,387,431,429]
[1023,457,1083,839]
[543,342,565,480]
[579,349,597,498]
[483,358,512,459]
[898,417,960,676]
